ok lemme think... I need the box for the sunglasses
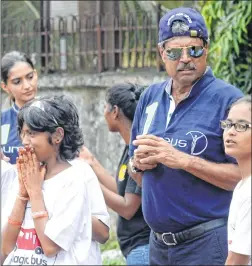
[220,120,252,132]
[165,46,204,61]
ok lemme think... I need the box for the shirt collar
[12,102,20,113]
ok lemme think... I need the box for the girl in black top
[80,83,150,265]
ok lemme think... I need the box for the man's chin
[178,75,197,85]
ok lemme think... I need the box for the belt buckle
[162,232,178,246]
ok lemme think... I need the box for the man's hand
[133,149,157,171]
[133,134,189,169]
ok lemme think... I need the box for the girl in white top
[2,159,110,265]
[1,159,16,208]
[1,95,92,265]
[221,95,251,265]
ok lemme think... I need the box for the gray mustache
[177,63,196,71]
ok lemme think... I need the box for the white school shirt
[1,160,17,209]
[228,176,251,263]
[69,159,110,265]
[2,162,92,265]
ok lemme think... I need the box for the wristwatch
[129,157,143,174]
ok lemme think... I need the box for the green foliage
[2,1,40,21]
[198,0,252,94]
[102,257,126,265]
[101,231,126,265]
[100,232,120,252]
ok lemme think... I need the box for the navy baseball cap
[158,7,209,43]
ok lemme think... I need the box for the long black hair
[17,95,84,161]
[1,51,34,84]
[105,83,145,121]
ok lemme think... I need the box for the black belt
[154,218,227,246]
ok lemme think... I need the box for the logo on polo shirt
[186,131,208,155]
[165,130,208,156]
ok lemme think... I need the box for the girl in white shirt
[1,95,92,265]
[221,95,251,265]
[1,160,16,208]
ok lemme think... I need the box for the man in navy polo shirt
[128,7,244,265]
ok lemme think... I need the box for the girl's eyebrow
[10,71,34,81]
[10,77,20,82]
[227,118,251,123]
[26,71,34,76]
[237,119,251,123]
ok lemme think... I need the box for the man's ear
[205,46,209,57]
[1,81,10,94]
[53,127,64,144]
[204,41,209,56]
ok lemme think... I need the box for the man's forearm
[177,154,241,191]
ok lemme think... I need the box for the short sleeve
[125,176,141,196]
[1,177,19,232]
[229,197,251,255]
[1,161,17,209]
[44,178,91,254]
[87,167,110,228]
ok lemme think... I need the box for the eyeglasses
[165,46,204,61]
[220,120,252,132]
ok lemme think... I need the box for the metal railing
[2,11,165,74]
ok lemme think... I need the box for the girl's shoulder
[69,158,98,183]
[1,106,17,122]
[44,162,89,192]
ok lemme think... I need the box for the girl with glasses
[223,95,251,265]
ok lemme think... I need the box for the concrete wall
[2,70,167,174]
[2,87,123,174]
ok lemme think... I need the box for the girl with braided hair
[80,83,151,265]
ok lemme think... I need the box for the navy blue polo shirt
[1,103,22,164]
[129,67,244,233]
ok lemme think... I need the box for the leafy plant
[101,231,126,265]
[103,257,126,265]
[100,233,120,252]
[197,0,252,94]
